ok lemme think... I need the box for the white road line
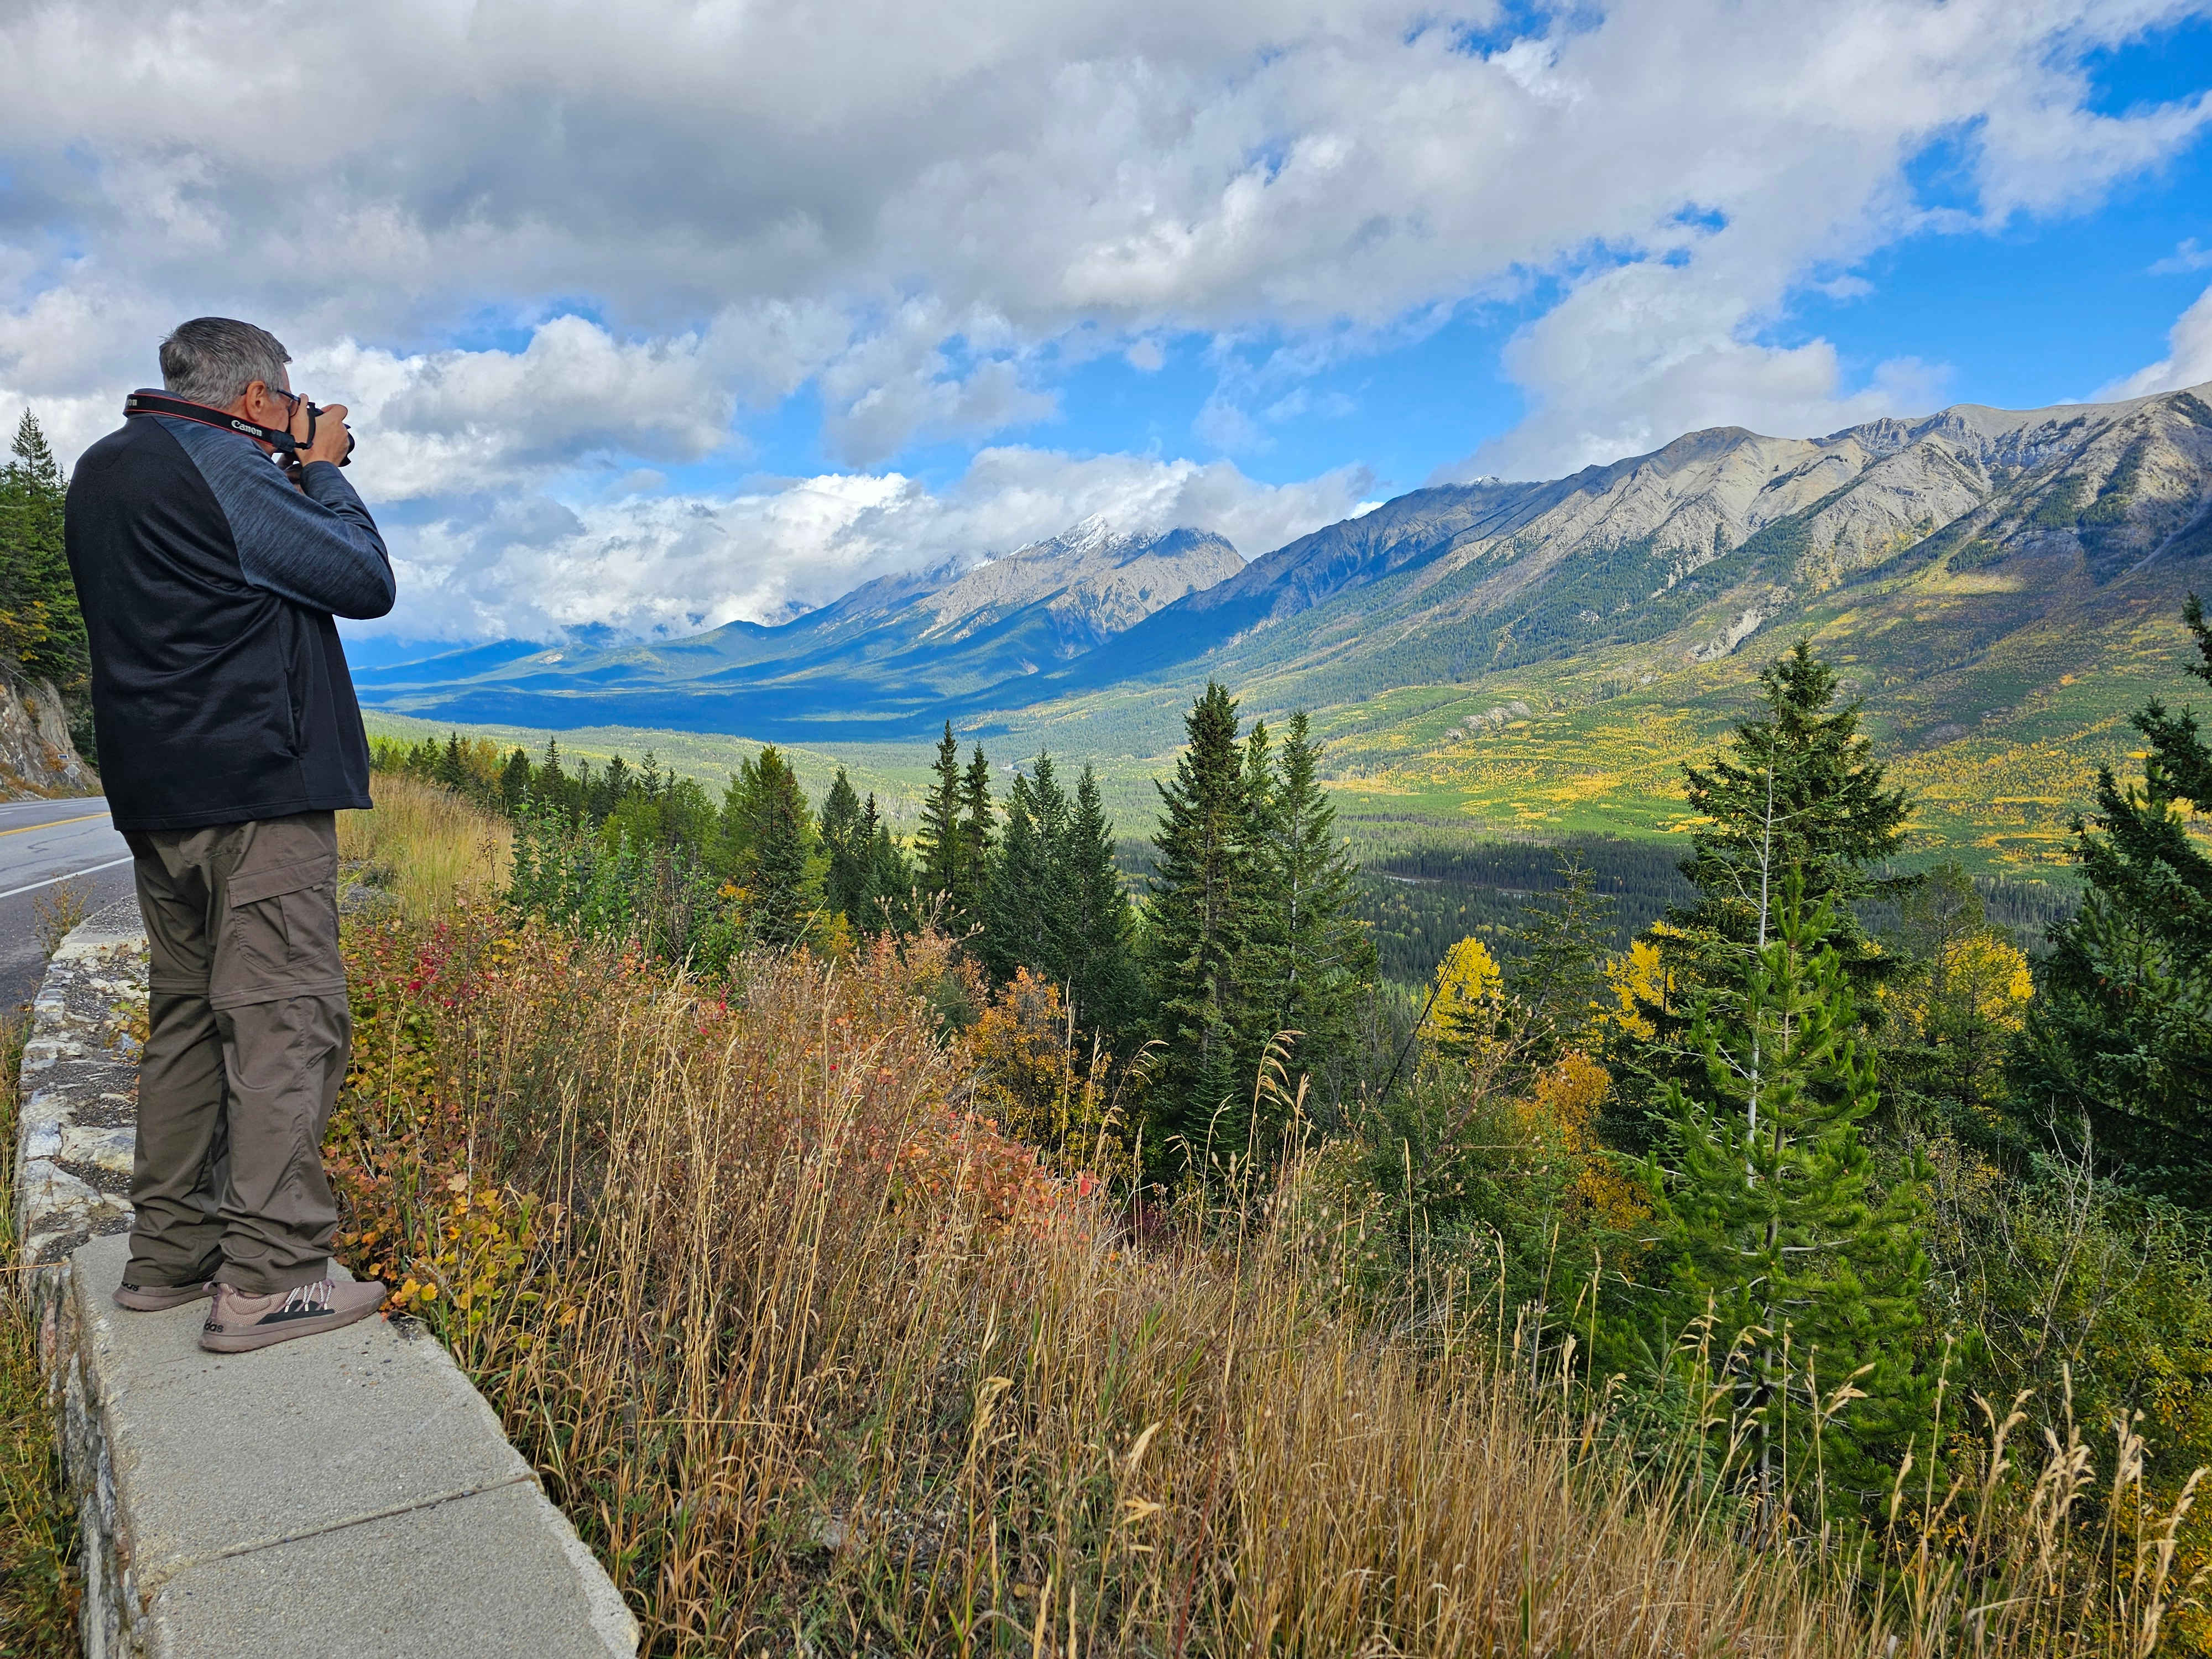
[0,855,134,901]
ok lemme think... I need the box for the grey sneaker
[114,1280,213,1312]
[199,1277,387,1353]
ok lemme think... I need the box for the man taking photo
[65,316,392,1351]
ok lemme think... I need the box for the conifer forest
[366,591,2212,1648]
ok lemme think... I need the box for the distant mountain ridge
[361,517,1242,731]
[359,384,2212,743]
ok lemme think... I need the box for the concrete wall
[13,909,640,1658]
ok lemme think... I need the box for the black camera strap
[124,390,301,453]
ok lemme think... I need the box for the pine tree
[982,754,1071,984]
[499,746,534,815]
[2018,596,2212,1202]
[1625,642,1913,1133]
[0,410,90,747]
[861,795,918,934]
[723,745,822,948]
[958,745,995,923]
[1143,682,1261,1157]
[1877,863,2033,1148]
[1644,883,1932,1521]
[1506,855,1618,1066]
[1243,711,1378,1118]
[1665,642,1911,998]
[1064,764,1143,1039]
[917,723,966,921]
[819,768,869,922]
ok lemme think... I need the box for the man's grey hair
[160,317,291,407]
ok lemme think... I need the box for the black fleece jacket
[64,403,395,833]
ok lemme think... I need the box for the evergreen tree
[2018,596,2212,1202]
[819,768,869,921]
[1063,764,1143,1039]
[1243,711,1378,1117]
[722,745,822,948]
[1877,863,2033,1149]
[861,795,919,934]
[1506,855,1617,1066]
[0,412,84,693]
[1664,641,1911,999]
[1625,642,1913,1135]
[981,753,1071,984]
[1143,682,1261,1157]
[958,744,995,923]
[917,723,966,921]
[1643,885,1932,1520]
[499,746,533,815]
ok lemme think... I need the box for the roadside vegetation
[343,598,2212,1655]
[1,1006,81,1656]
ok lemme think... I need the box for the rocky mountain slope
[360,384,2212,750]
[362,518,1241,731]
[1050,383,2212,706]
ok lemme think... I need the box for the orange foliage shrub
[959,968,1130,1188]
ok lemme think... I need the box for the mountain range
[358,384,2212,800]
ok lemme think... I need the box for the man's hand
[293,400,353,468]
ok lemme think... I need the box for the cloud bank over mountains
[2,0,2208,640]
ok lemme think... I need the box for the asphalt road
[0,797,135,1015]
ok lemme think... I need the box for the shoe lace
[279,1281,335,1314]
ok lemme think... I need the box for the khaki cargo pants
[122,812,349,1296]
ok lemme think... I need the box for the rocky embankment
[0,672,95,797]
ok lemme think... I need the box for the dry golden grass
[337,771,509,920]
[328,891,2205,1657]
[318,780,2205,1655]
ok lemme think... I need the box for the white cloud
[375,446,1374,641]
[2152,238,2212,275]
[1446,259,1953,479]
[1,0,2208,630]
[2098,283,2212,399]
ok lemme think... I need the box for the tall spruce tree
[0,412,84,695]
[723,744,822,948]
[819,768,869,922]
[2017,596,2212,1202]
[917,723,967,921]
[958,745,995,922]
[1506,856,1617,1067]
[1644,884,1932,1520]
[1143,682,1261,1158]
[861,794,919,934]
[981,752,1074,985]
[1243,711,1377,1117]
[1665,642,1911,997]
[1065,764,1143,1039]
[1625,642,1912,1131]
[499,746,533,815]
[978,753,1141,1040]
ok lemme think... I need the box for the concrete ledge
[13,898,144,1267]
[15,914,640,1658]
[46,1235,638,1658]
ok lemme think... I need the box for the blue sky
[3,0,2210,643]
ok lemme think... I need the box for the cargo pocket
[212,849,342,1009]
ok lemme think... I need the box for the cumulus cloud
[1,0,2208,634]
[1444,260,1952,479]
[378,447,1374,641]
[2098,283,2212,399]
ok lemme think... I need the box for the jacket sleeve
[232,460,397,621]
[158,416,397,620]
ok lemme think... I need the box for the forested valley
[362,591,2212,1653]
